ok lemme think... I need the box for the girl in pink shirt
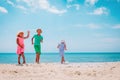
[16,31,30,64]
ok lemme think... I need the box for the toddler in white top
[57,40,67,64]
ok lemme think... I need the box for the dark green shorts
[34,45,41,54]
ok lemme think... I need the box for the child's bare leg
[61,57,63,64]
[36,54,39,63]
[36,54,37,63]
[18,54,21,64]
[61,58,63,64]
[21,53,26,64]
[38,54,40,63]
[61,56,65,64]
[36,53,39,63]
[63,57,65,62]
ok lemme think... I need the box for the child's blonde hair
[36,29,42,33]
[17,32,24,37]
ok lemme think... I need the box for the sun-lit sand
[0,62,120,80]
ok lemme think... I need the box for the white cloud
[17,0,67,15]
[38,0,66,14]
[87,23,100,29]
[85,0,98,6]
[7,0,15,6]
[67,4,80,10]
[101,38,120,43]
[113,24,120,29]
[0,6,8,13]
[75,23,100,29]
[74,4,80,10]
[17,5,27,11]
[93,33,105,37]
[48,7,66,14]
[67,0,73,3]
[39,0,49,9]
[39,0,67,14]
[66,0,80,11]
[89,7,108,15]
[7,0,27,12]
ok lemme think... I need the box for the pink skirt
[17,46,24,54]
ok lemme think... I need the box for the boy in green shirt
[32,29,43,64]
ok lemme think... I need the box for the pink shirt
[17,37,24,54]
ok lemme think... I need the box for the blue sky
[0,0,120,53]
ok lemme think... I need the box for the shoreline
[0,62,120,80]
[0,61,120,64]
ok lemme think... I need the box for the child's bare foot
[23,61,26,64]
[36,61,40,64]
[18,62,21,64]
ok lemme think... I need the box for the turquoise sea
[0,52,120,64]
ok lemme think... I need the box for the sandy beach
[0,62,120,80]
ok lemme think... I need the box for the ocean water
[0,52,120,64]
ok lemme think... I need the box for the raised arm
[24,31,30,39]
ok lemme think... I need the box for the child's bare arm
[31,37,34,45]
[16,38,23,48]
[40,40,43,43]
[64,43,67,50]
[24,31,30,39]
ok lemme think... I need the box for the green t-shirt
[33,34,43,45]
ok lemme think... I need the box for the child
[32,29,43,64]
[16,31,30,64]
[57,40,67,64]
